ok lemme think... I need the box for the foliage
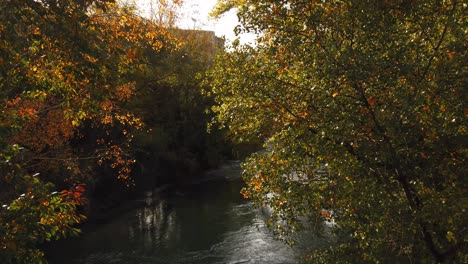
[0,0,178,262]
[143,0,184,27]
[130,28,230,185]
[0,146,85,263]
[210,0,466,262]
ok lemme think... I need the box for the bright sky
[134,0,255,44]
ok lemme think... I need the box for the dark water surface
[46,163,327,264]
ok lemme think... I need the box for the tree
[0,145,86,263]
[146,0,184,27]
[130,28,229,186]
[209,0,466,262]
[0,0,177,262]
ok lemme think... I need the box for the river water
[46,162,329,264]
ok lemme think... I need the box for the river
[46,162,329,264]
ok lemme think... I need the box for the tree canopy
[209,0,466,262]
[0,0,179,262]
[129,28,229,186]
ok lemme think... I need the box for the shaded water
[46,163,327,264]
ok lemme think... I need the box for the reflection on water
[132,200,178,250]
[46,164,327,264]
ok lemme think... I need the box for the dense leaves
[0,146,85,263]
[0,0,178,262]
[130,28,229,185]
[210,0,466,262]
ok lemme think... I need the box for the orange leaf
[367,96,378,107]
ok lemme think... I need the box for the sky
[134,0,255,44]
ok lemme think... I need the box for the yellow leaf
[446,231,456,242]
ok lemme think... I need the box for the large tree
[0,0,177,262]
[209,0,466,262]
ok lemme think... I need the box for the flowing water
[46,162,329,264]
